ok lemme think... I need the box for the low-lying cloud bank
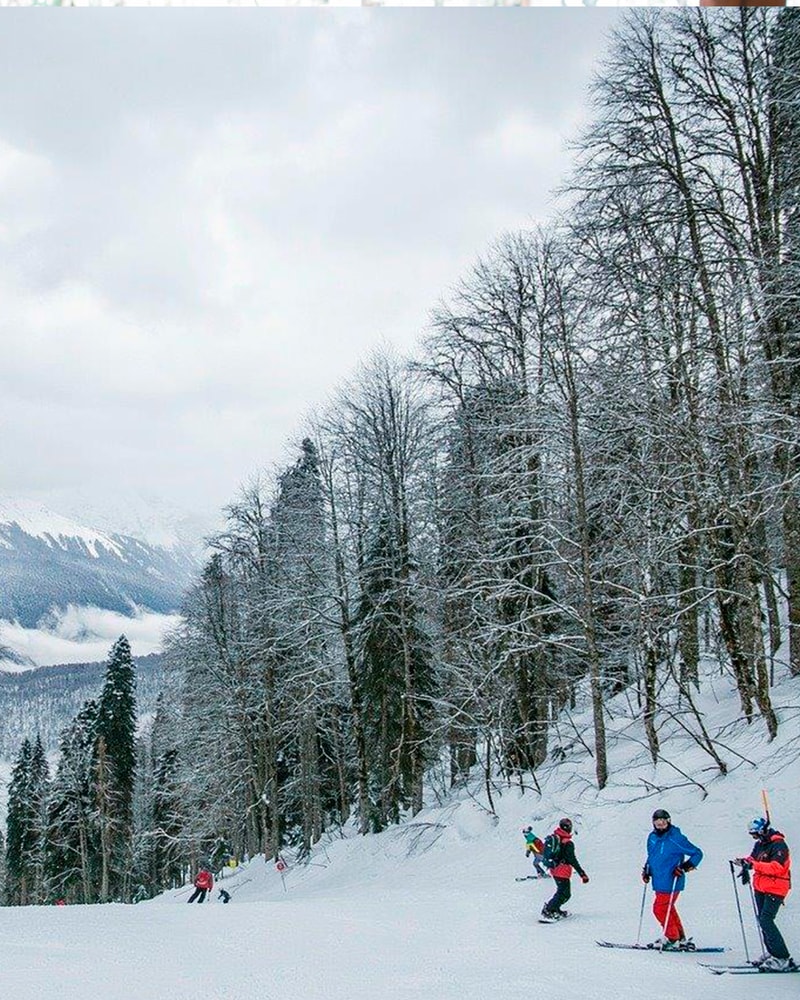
[0,605,181,670]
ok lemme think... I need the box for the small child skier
[523,827,549,878]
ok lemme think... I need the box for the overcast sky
[0,11,622,523]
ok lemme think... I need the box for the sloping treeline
[3,9,799,905]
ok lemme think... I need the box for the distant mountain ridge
[0,496,200,629]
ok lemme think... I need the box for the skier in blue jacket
[641,808,703,949]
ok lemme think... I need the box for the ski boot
[758,957,797,973]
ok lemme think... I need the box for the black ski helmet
[652,809,671,822]
[559,817,573,833]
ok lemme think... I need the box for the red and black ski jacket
[194,869,214,891]
[550,826,587,880]
[749,832,791,898]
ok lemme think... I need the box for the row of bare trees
[136,9,798,879]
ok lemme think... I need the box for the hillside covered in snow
[1,660,798,1000]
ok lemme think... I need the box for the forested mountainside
[0,654,165,758]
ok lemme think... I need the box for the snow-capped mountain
[23,488,216,555]
[0,495,210,667]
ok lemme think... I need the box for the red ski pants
[653,891,685,941]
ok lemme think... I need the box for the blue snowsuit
[645,824,703,892]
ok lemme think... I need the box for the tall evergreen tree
[28,735,51,901]
[5,739,33,905]
[46,699,99,904]
[5,736,49,905]
[95,635,137,899]
[356,515,435,829]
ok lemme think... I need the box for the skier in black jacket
[540,818,589,922]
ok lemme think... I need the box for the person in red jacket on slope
[540,818,589,922]
[187,866,214,903]
[735,818,796,973]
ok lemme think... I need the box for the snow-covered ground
[2,664,798,999]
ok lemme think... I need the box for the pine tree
[95,635,137,899]
[28,735,51,901]
[5,739,33,905]
[356,515,435,829]
[46,700,99,903]
[0,825,6,905]
[5,736,49,905]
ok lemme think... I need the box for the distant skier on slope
[539,818,589,922]
[187,867,214,903]
[641,809,702,950]
[734,817,796,973]
[523,827,549,878]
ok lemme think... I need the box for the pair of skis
[596,942,723,954]
[598,944,798,975]
[699,962,799,976]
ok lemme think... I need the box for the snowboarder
[641,808,702,950]
[539,818,589,922]
[523,827,549,878]
[734,817,796,973]
[187,867,214,903]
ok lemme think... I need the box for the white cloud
[0,606,180,670]
[481,113,565,164]
[0,14,619,515]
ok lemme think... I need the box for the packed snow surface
[2,665,797,999]
[2,772,798,997]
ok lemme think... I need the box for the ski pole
[728,860,750,964]
[659,874,679,952]
[747,877,767,956]
[636,881,648,946]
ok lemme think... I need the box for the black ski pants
[544,877,571,914]
[755,891,790,959]
[187,887,208,903]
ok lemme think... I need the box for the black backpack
[541,833,562,869]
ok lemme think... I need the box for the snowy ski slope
[1,664,797,999]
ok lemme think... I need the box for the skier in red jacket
[540,818,589,922]
[188,867,214,903]
[735,818,796,972]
